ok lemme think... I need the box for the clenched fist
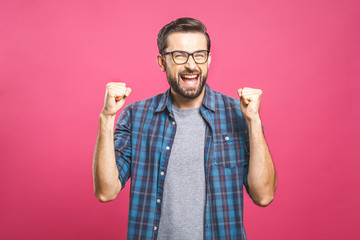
[237,87,262,122]
[101,82,131,117]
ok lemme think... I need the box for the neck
[170,87,205,110]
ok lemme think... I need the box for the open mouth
[180,74,200,87]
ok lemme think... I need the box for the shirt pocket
[213,131,248,168]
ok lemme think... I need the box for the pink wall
[1,0,359,239]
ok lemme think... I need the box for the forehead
[166,32,207,52]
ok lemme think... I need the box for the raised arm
[238,87,277,207]
[246,116,277,207]
[92,82,131,202]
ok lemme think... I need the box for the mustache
[179,70,201,75]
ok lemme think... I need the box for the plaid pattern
[114,84,251,240]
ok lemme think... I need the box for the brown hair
[157,17,211,53]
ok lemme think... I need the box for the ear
[207,52,212,67]
[157,54,166,72]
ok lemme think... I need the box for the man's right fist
[101,82,131,117]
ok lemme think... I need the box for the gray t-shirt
[157,105,206,240]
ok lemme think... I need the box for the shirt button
[154,226,157,231]
[166,146,170,150]
[225,136,230,141]
[160,171,165,176]
[157,199,161,203]
[172,121,176,125]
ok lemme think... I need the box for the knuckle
[118,90,126,96]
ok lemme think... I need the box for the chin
[167,72,208,99]
[181,89,202,99]
[176,79,206,99]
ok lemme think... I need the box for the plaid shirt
[114,84,252,240]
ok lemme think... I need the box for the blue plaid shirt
[114,84,252,240]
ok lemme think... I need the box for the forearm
[92,113,121,202]
[246,116,277,207]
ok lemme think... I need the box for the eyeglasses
[161,50,210,65]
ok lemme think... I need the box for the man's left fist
[237,87,262,122]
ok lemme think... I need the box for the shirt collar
[155,83,215,113]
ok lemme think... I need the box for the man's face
[160,32,211,99]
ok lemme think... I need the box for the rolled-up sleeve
[114,106,132,190]
[243,130,250,194]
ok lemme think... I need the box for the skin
[92,83,131,202]
[156,32,211,109]
[92,32,277,206]
[238,88,277,206]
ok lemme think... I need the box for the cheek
[200,66,208,75]
[168,66,181,78]
[166,68,179,80]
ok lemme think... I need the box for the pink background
[1,0,359,239]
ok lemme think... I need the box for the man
[93,17,277,240]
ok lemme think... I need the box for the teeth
[182,74,198,79]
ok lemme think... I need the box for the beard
[166,69,208,99]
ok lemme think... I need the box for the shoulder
[211,90,248,132]
[212,90,241,110]
[117,92,165,126]
[123,91,165,114]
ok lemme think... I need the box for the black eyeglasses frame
[161,50,210,65]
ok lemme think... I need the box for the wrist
[99,112,116,122]
[99,113,116,135]
[246,115,261,127]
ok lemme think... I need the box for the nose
[184,55,197,70]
